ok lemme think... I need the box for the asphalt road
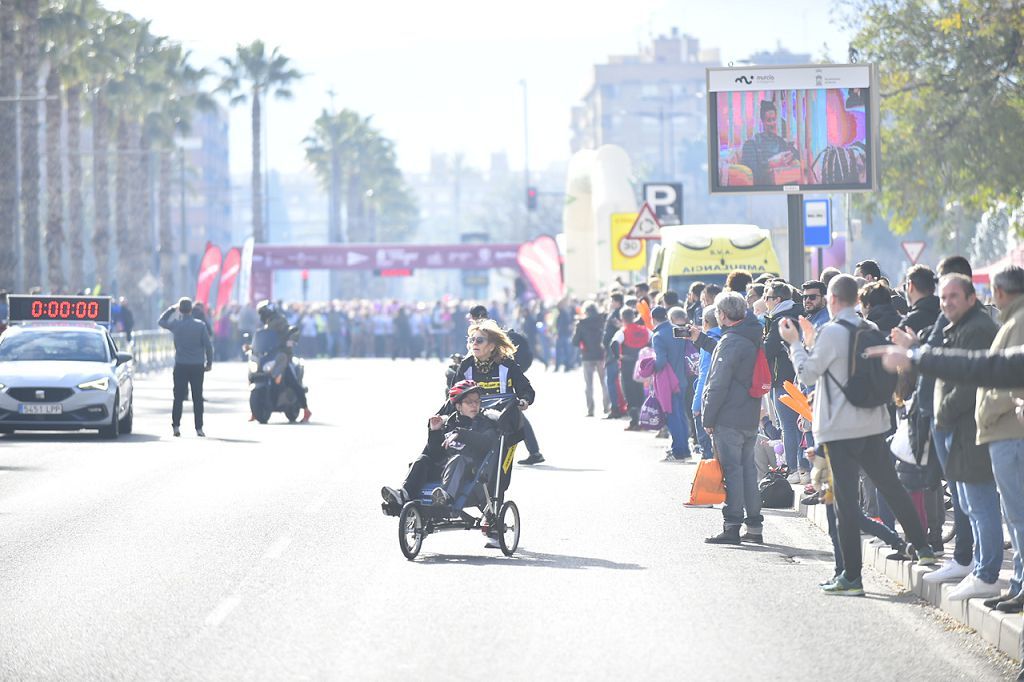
[0,359,1017,680]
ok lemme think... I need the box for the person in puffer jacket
[612,307,651,430]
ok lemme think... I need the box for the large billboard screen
[706,64,878,195]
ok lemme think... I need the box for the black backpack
[825,319,897,408]
[759,471,795,508]
[506,328,533,373]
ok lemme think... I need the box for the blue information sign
[803,198,832,248]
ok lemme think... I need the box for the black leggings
[619,359,644,423]
[825,434,929,582]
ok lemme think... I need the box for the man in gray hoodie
[159,297,214,437]
[782,275,936,596]
[702,291,765,545]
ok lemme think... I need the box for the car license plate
[19,403,63,415]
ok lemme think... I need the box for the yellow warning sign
[611,213,646,271]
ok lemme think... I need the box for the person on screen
[741,100,798,186]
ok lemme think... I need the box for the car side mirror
[116,352,133,366]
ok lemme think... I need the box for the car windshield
[0,330,110,362]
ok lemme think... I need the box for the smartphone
[672,325,691,339]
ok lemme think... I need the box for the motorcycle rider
[252,301,312,423]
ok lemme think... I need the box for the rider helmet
[257,300,276,323]
[448,379,484,404]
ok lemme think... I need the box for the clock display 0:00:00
[31,299,100,320]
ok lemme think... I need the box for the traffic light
[526,186,538,211]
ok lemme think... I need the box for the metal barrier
[111,329,176,374]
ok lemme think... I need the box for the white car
[0,324,134,437]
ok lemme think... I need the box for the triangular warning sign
[627,202,662,240]
[901,241,926,265]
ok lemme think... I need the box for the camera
[672,325,692,339]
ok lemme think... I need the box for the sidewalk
[797,489,1023,661]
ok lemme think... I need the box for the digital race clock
[7,295,112,325]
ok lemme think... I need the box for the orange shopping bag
[687,458,726,505]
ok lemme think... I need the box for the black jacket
[424,411,498,464]
[763,302,801,388]
[701,314,763,432]
[899,295,940,337]
[572,314,606,362]
[602,307,621,356]
[452,356,536,405]
[918,345,1024,388]
[935,303,999,483]
[867,302,901,338]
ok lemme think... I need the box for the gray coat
[159,306,214,367]
[701,314,762,433]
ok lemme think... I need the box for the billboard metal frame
[705,63,880,196]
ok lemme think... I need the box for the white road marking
[262,536,292,560]
[205,596,241,628]
[304,495,328,514]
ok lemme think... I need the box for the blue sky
[120,0,854,175]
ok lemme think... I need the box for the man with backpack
[701,292,767,545]
[780,274,937,596]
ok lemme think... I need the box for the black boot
[740,531,764,544]
[705,526,741,545]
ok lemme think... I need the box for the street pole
[787,193,805,284]
[520,79,530,238]
[180,151,187,295]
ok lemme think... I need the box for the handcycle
[383,393,522,560]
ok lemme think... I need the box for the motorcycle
[244,328,307,423]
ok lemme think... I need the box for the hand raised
[798,317,816,347]
[890,326,917,349]
[779,318,800,344]
[428,415,445,431]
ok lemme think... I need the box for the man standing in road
[159,297,214,438]
[781,275,937,596]
[701,292,765,545]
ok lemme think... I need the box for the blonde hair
[469,319,518,362]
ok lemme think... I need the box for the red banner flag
[195,242,223,306]
[215,247,242,316]
[516,235,564,302]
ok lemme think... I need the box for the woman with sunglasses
[451,319,542,464]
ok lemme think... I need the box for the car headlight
[248,360,259,373]
[77,377,110,391]
[262,360,275,373]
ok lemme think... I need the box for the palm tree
[41,0,100,293]
[18,0,41,289]
[218,40,301,243]
[105,16,167,304]
[303,108,368,243]
[146,42,211,302]
[0,1,18,291]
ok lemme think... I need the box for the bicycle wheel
[399,503,425,560]
[497,500,520,557]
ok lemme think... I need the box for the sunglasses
[802,294,821,300]
[467,335,488,345]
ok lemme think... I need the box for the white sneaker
[799,471,811,485]
[922,558,975,584]
[786,472,801,484]
[947,573,1001,601]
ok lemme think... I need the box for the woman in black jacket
[452,319,543,464]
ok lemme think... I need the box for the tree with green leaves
[218,40,301,243]
[845,0,1024,236]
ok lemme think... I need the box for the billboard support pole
[787,193,805,284]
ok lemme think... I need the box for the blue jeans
[990,439,1024,595]
[605,362,621,415]
[934,428,974,565]
[774,389,807,472]
[713,426,762,532]
[695,414,714,459]
[956,478,1003,584]
[666,391,690,457]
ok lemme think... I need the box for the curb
[797,492,1022,661]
